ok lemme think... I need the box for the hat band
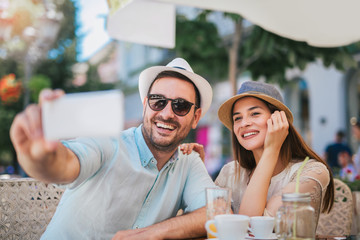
[239,90,262,95]
[173,66,186,71]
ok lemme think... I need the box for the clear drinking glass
[275,193,315,240]
[205,187,232,239]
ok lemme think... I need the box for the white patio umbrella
[157,0,360,48]
[106,0,175,48]
[107,0,360,48]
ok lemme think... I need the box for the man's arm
[10,89,80,184]
[112,207,207,240]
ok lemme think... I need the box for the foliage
[0,98,23,168]
[0,0,78,172]
[175,10,360,87]
[28,74,51,103]
[175,14,228,83]
[241,26,359,86]
[341,179,360,192]
[35,0,79,90]
[0,72,23,168]
[0,59,18,78]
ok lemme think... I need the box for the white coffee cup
[249,216,275,239]
[205,214,250,240]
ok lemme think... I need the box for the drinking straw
[295,156,310,193]
[292,156,310,238]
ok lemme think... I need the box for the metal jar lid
[282,192,311,202]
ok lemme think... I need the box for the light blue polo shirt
[41,125,215,240]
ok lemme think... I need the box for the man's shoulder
[326,142,350,151]
[120,126,139,141]
[122,126,138,135]
[121,125,153,159]
[325,142,336,150]
[177,151,201,163]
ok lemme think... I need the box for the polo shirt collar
[135,125,154,167]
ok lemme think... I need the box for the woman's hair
[231,98,334,213]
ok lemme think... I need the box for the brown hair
[231,99,334,213]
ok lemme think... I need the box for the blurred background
[1,0,360,183]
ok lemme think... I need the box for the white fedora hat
[139,58,213,118]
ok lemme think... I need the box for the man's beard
[142,115,194,153]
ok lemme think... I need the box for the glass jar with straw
[275,192,315,240]
[275,157,316,240]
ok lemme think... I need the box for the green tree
[0,100,23,171]
[28,74,51,103]
[175,11,360,93]
[35,0,79,90]
[241,25,359,86]
[0,0,78,174]
[175,14,228,84]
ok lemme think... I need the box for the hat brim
[139,65,212,118]
[218,92,294,130]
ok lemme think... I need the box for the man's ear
[191,108,202,129]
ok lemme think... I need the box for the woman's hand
[264,110,289,152]
[180,143,205,162]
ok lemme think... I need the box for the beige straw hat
[218,81,293,130]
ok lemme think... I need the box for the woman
[181,81,334,220]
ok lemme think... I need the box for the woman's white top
[215,159,330,220]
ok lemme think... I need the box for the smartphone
[42,90,124,140]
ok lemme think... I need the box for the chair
[0,178,64,240]
[316,178,353,236]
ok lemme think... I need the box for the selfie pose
[10,58,216,239]
[183,81,334,222]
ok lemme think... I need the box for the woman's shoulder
[288,159,330,188]
[215,160,249,186]
[289,159,328,172]
[221,160,237,170]
[218,160,248,174]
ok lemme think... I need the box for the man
[324,130,352,172]
[10,58,216,239]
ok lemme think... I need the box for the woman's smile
[241,130,259,138]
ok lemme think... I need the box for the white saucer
[246,233,277,240]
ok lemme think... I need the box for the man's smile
[156,122,176,131]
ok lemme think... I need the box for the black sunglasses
[147,94,198,116]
